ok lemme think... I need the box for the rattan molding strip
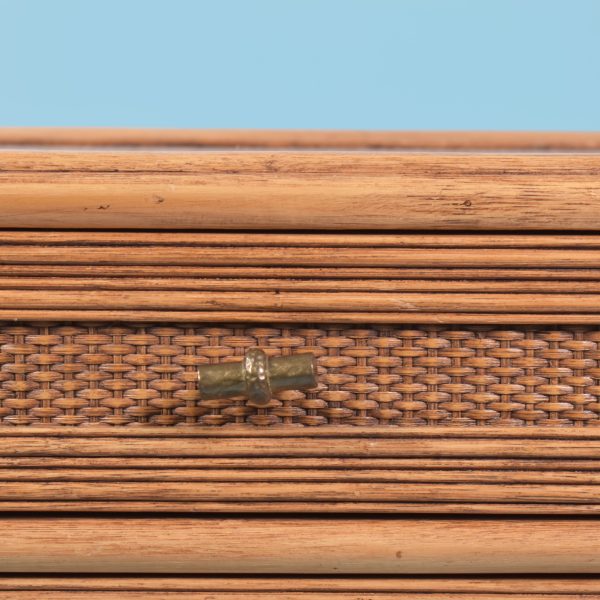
[2,576,599,597]
[4,426,600,513]
[3,231,600,322]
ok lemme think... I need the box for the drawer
[2,129,600,583]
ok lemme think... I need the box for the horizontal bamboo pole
[5,230,600,248]
[4,245,600,267]
[3,424,600,438]
[0,592,593,599]
[4,591,581,599]
[1,481,599,503]
[5,468,600,484]
[6,150,600,174]
[3,127,600,148]
[1,575,599,593]
[2,436,600,458]
[0,517,599,573]
[2,153,600,229]
[1,264,599,281]
[0,575,600,600]
[3,500,600,515]
[3,276,600,293]
[5,456,600,470]
[2,309,600,323]
[0,591,589,600]
[1,289,600,312]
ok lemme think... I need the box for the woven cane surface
[1,323,599,427]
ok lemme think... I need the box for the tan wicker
[4,130,600,581]
[1,322,599,427]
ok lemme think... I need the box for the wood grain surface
[4,429,600,513]
[2,231,600,321]
[3,131,600,583]
[0,516,599,573]
[8,435,600,457]
[2,151,600,229]
[1,576,600,600]
[2,127,600,149]
[3,577,600,600]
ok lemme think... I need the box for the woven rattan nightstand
[2,128,600,597]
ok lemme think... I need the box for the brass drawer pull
[197,349,317,407]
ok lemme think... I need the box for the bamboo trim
[2,152,600,230]
[2,436,599,457]
[0,592,588,599]
[4,432,600,513]
[3,289,600,312]
[2,425,600,438]
[3,150,600,171]
[0,264,598,281]
[4,245,600,267]
[7,467,600,483]
[0,264,600,288]
[1,576,599,593]
[4,481,600,503]
[5,456,600,468]
[6,230,600,248]
[1,309,600,323]
[2,127,600,149]
[5,276,600,293]
[0,592,588,600]
[4,501,600,514]
[0,517,598,573]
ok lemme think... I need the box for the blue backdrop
[1,0,599,129]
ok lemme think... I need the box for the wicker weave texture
[1,323,600,427]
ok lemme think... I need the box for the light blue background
[1,0,599,130]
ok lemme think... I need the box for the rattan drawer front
[2,322,600,428]
[4,322,600,515]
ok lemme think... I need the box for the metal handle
[197,349,318,407]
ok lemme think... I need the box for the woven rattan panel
[1,323,600,427]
